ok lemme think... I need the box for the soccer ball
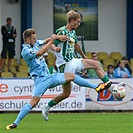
[112,85,126,100]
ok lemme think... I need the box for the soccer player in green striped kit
[41,10,115,121]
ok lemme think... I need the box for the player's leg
[6,96,40,130]
[41,73,108,121]
[42,82,71,121]
[44,65,73,114]
[64,58,112,92]
[82,59,112,92]
[52,82,71,103]
[41,73,71,121]
[44,72,99,102]
[45,73,100,112]
[6,76,49,129]
[82,59,108,81]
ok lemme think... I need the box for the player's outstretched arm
[36,35,56,56]
[44,37,51,43]
[55,34,68,41]
[43,34,67,44]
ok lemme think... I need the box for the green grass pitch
[0,112,133,133]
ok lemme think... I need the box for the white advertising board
[0,79,85,111]
[85,78,133,110]
[0,78,133,111]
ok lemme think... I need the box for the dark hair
[6,17,12,21]
[122,56,128,60]
[107,64,114,69]
[91,52,97,56]
[116,60,125,68]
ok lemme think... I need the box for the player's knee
[32,100,39,107]
[62,92,70,99]
[30,102,37,108]
[65,73,76,81]
[63,94,70,99]
[30,97,40,107]
[94,61,101,69]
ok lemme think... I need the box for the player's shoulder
[22,44,31,52]
[55,26,66,34]
[21,45,35,58]
[22,43,30,48]
[57,26,66,31]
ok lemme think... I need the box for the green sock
[48,100,57,107]
[101,75,109,83]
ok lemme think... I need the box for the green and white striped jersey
[54,26,78,67]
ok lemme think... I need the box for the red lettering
[99,90,111,100]
[0,84,8,93]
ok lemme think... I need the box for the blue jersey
[21,40,50,77]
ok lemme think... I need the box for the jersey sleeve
[54,39,61,46]
[36,40,45,46]
[54,30,64,46]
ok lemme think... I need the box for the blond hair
[66,10,81,23]
[23,28,36,42]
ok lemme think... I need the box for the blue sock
[73,75,98,89]
[14,103,32,126]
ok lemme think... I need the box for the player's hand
[57,35,68,41]
[51,34,57,40]
[55,47,61,52]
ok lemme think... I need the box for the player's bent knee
[64,73,76,81]
[62,93,70,99]
[30,96,40,107]
[94,61,101,69]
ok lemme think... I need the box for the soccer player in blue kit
[6,28,110,129]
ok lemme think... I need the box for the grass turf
[0,112,133,133]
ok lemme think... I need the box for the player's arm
[50,43,61,52]
[44,37,51,43]
[50,34,68,52]
[75,43,87,59]
[45,35,67,43]
[36,35,56,56]
[56,34,68,41]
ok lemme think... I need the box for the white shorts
[64,58,84,73]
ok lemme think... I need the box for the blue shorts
[32,73,66,97]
